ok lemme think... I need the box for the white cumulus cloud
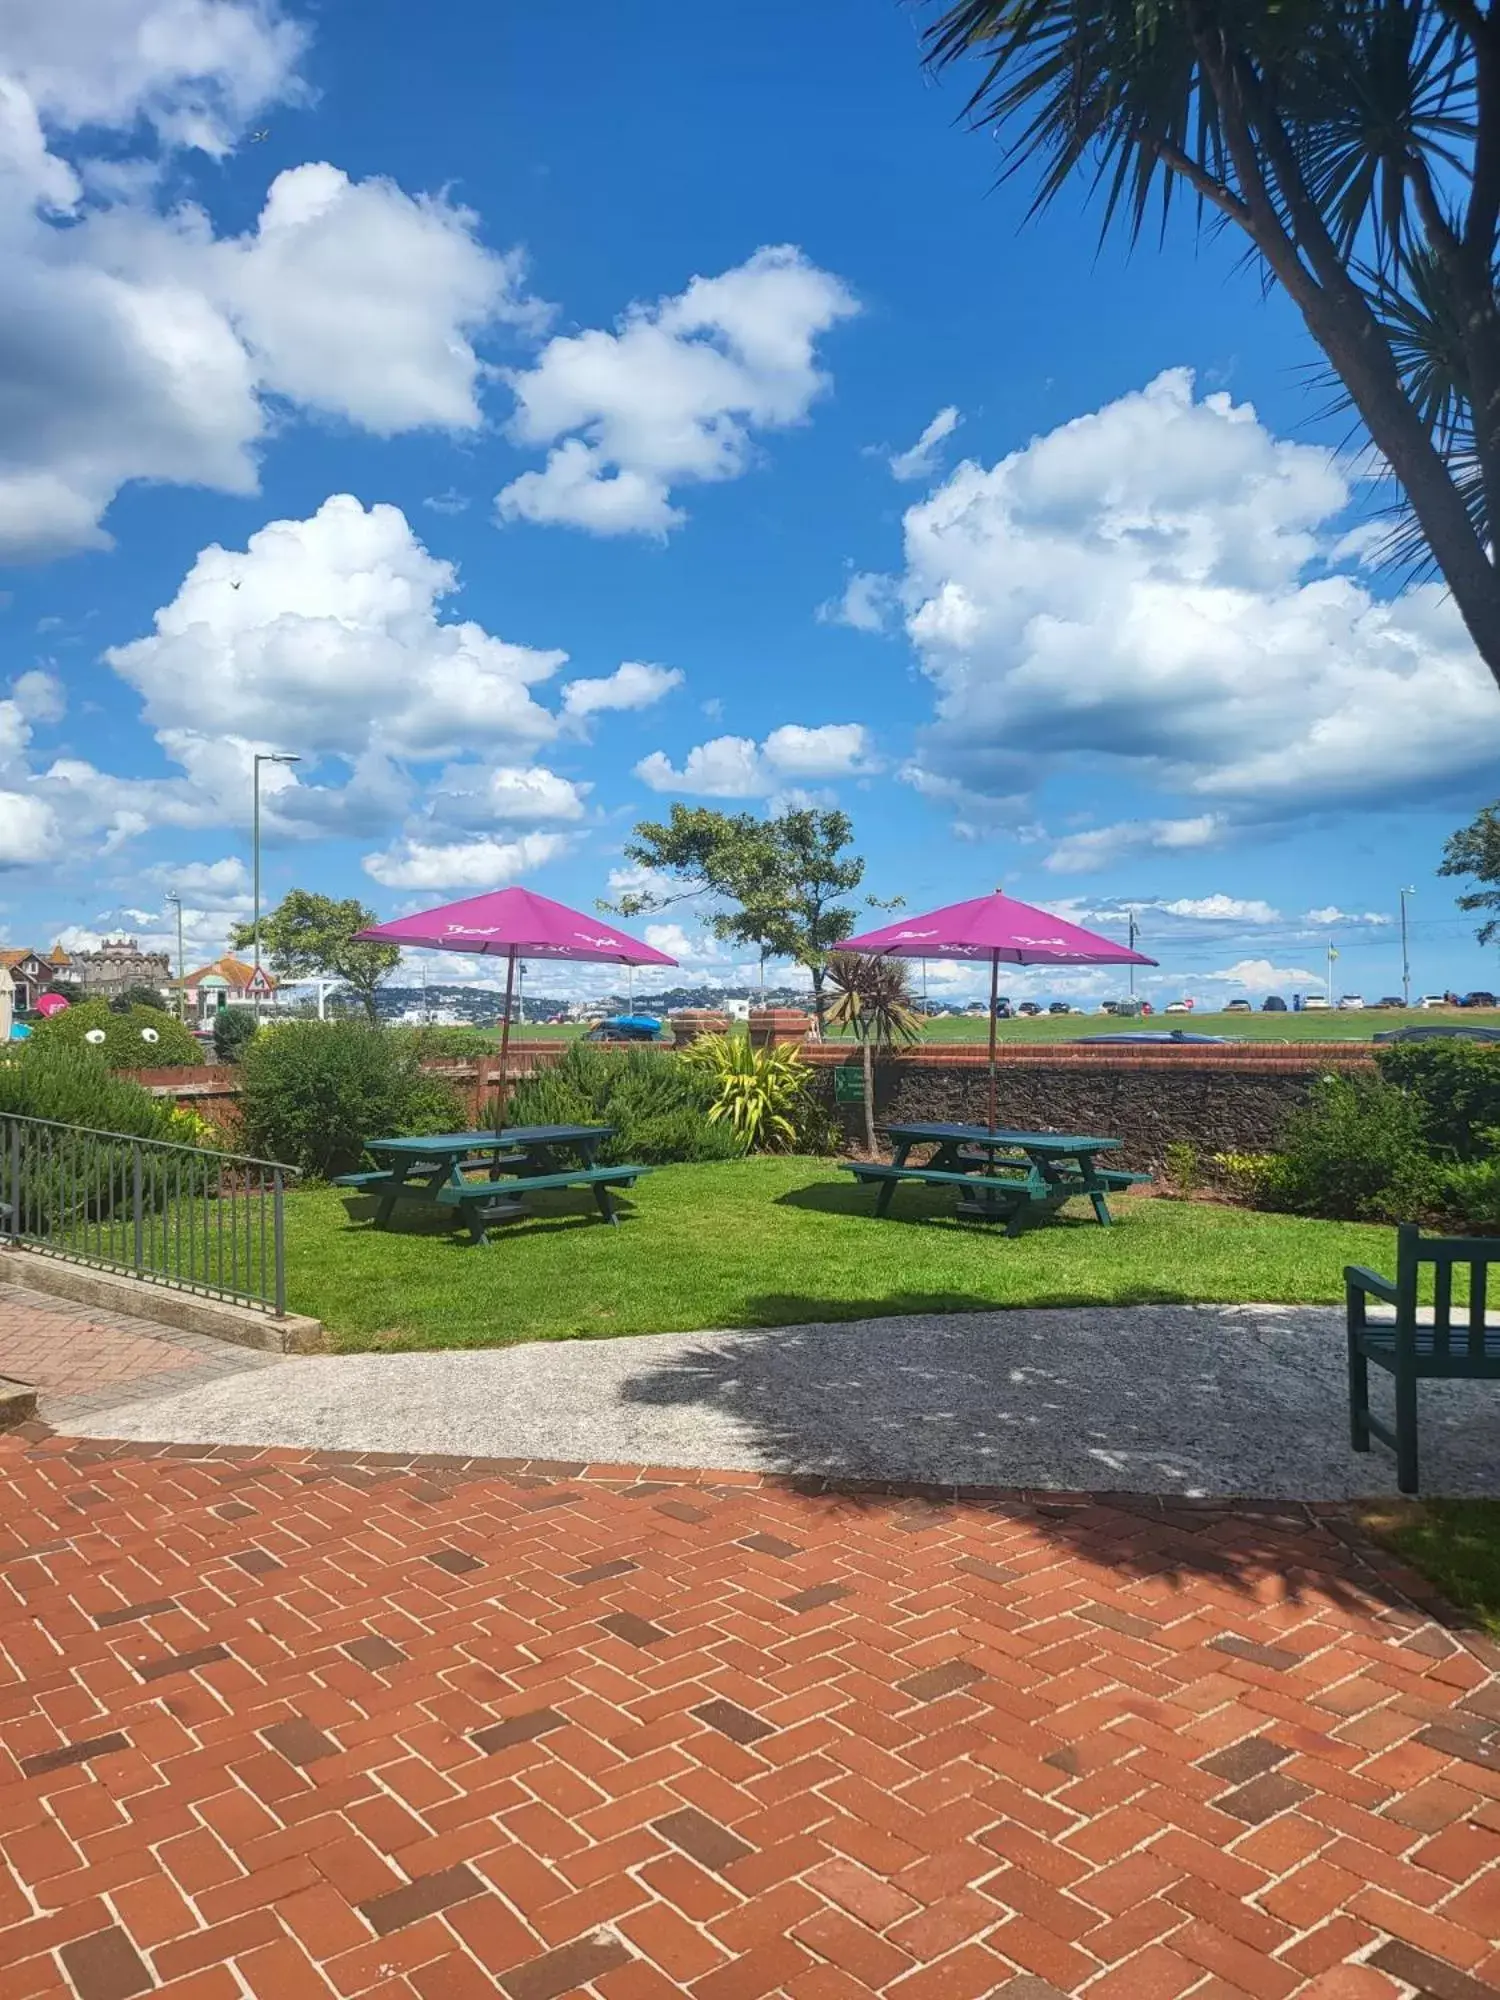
[888,368,1500,839]
[1043,815,1225,874]
[496,245,858,537]
[635,722,879,798]
[362,829,571,892]
[1159,895,1281,923]
[0,13,538,558]
[888,405,960,483]
[561,661,683,723]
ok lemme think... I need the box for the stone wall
[129,1039,1371,1171]
[800,1045,1372,1170]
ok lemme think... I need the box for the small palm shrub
[824,953,923,1154]
[238,1021,461,1179]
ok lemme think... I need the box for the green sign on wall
[834,1063,866,1105]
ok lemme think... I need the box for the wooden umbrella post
[494,948,517,1135]
[987,952,999,1132]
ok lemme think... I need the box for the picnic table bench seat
[435,1163,648,1242]
[1347,1224,1500,1492]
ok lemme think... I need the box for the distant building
[70,936,171,1004]
[175,955,277,1025]
[0,945,80,1013]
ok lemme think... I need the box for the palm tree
[918,0,1500,688]
[825,952,924,1155]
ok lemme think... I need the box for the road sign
[246,967,274,996]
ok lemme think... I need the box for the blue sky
[2,0,1498,1005]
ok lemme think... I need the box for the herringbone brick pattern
[2,1432,1499,2000]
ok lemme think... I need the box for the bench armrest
[1344,1265,1398,1304]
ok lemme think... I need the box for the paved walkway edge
[0,1249,325,1352]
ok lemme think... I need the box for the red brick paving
[2,1430,1499,2000]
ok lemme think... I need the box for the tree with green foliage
[212,1007,259,1064]
[110,983,167,1014]
[608,805,889,1026]
[1442,800,1500,942]
[918,0,1500,686]
[231,889,399,1023]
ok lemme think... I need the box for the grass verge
[284,1155,1400,1353]
[1360,1501,1500,1638]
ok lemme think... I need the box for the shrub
[1259,1073,1440,1222]
[237,1021,461,1178]
[212,1008,259,1064]
[110,982,169,1013]
[503,1042,743,1164]
[678,1034,821,1153]
[1436,1154,1500,1233]
[0,1042,200,1238]
[1163,1140,1201,1193]
[28,998,200,1070]
[1209,1151,1280,1201]
[0,1040,182,1139]
[1376,1039,1500,1161]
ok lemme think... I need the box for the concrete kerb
[0,1247,325,1354]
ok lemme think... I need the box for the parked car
[1337,995,1365,1010]
[1223,999,1252,1013]
[584,1014,664,1042]
[1372,997,1405,1009]
[1462,991,1498,1008]
[1262,995,1288,1012]
[1419,995,1451,1009]
[1074,1030,1238,1045]
[1163,1000,1190,1014]
[1047,1000,1072,1014]
[1016,1001,1042,1016]
[1374,1025,1500,1045]
[1302,995,1329,1010]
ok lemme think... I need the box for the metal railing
[0,1114,297,1315]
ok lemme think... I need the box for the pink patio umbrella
[839,890,1156,1130]
[355,887,677,1126]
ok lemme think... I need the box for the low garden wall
[800,1043,1374,1171]
[126,1040,1371,1170]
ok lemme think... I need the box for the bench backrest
[1395,1222,1500,1359]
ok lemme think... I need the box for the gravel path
[70,1302,1500,1497]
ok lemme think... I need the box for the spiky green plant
[677,1033,810,1152]
[824,953,924,1155]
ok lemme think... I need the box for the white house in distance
[174,955,276,1024]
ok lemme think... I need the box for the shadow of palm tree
[614,1304,1463,1613]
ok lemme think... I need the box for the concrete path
[60,1300,1500,1499]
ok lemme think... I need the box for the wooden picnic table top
[885,1123,1122,1154]
[365,1125,612,1159]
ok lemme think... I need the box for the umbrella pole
[495,948,516,1137]
[987,953,999,1132]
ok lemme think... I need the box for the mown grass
[1361,1500,1500,1638]
[284,1156,1400,1353]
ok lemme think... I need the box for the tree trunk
[810,963,827,1032]
[861,1036,876,1157]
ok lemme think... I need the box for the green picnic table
[844,1121,1149,1235]
[334,1125,649,1245]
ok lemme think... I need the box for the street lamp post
[164,892,185,1023]
[252,752,301,1023]
[1400,886,1416,1009]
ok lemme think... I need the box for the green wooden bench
[1346,1223,1500,1493]
[435,1164,649,1245]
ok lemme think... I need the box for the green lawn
[1362,1501,1500,1638]
[285,1157,1400,1352]
[499,1007,1490,1047]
